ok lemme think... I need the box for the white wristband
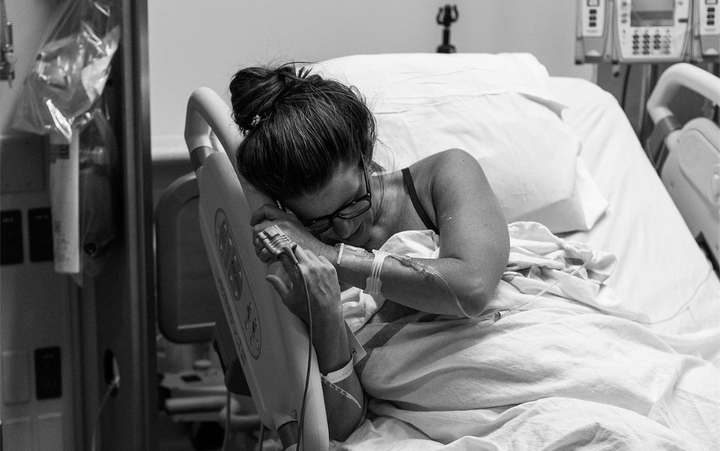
[321,358,354,384]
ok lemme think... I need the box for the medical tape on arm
[336,243,374,268]
[336,243,472,318]
[337,243,389,296]
[365,251,389,296]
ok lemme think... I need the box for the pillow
[310,53,608,233]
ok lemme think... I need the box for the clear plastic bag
[11,0,120,141]
[11,1,121,279]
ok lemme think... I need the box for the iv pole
[436,4,458,53]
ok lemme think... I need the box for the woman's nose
[331,217,356,239]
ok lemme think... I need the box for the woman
[229,63,510,440]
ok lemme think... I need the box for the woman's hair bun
[230,61,377,201]
[229,63,309,132]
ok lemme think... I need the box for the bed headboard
[155,171,221,344]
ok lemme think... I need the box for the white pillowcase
[311,53,608,233]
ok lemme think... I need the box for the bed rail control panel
[576,0,720,63]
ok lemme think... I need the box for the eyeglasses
[302,160,372,236]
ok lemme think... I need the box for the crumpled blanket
[334,222,720,450]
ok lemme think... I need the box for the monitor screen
[631,0,675,27]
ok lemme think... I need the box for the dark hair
[229,63,377,201]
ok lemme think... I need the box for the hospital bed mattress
[550,77,720,335]
[331,72,720,450]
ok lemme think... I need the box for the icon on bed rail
[215,209,261,359]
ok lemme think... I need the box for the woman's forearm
[312,312,365,441]
[329,245,497,317]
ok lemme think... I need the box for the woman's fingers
[250,207,329,264]
[266,274,290,299]
[257,246,272,262]
[292,244,311,263]
[249,203,286,226]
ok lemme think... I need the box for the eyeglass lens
[306,198,371,234]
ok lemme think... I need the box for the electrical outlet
[28,208,53,262]
[35,347,62,400]
[1,210,23,265]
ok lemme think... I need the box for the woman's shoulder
[411,148,475,169]
[409,148,481,180]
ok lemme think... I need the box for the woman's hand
[251,204,328,263]
[265,245,343,329]
[266,245,363,442]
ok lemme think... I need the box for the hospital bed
[179,53,720,450]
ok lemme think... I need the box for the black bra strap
[401,167,439,234]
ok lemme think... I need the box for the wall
[0,0,80,449]
[148,0,593,160]
[0,179,78,451]
[2,1,155,450]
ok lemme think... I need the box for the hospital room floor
[157,413,221,451]
[157,412,280,451]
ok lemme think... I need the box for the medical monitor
[575,0,720,63]
[630,0,675,27]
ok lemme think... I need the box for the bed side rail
[184,87,330,450]
[647,63,720,124]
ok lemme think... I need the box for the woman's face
[283,162,374,247]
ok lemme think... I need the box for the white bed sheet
[550,77,720,335]
[332,76,720,451]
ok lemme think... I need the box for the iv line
[386,253,474,318]
[386,249,595,323]
[498,251,596,318]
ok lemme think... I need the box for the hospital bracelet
[320,358,362,409]
[321,357,354,384]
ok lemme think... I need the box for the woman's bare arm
[334,149,510,317]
